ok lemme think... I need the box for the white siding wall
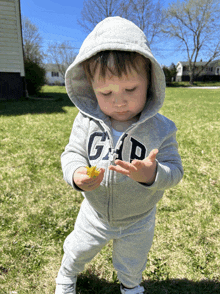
[0,0,25,76]
[176,63,183,76]
[176,63,183,81]
[46,71,65,85]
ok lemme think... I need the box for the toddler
[55,16,183,294]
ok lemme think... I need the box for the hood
[65,16,166,124]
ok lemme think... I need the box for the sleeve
[141,123,184,191]
[61,112,90,191]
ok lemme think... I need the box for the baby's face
[91,62,148,123]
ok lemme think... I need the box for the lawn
[0,86,219,293]
[167,81,220,87]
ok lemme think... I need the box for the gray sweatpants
[56,200,156,288]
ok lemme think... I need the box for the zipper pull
[109,149,118,165]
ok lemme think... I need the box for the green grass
[167,81,220,87]
[0,86,219,293]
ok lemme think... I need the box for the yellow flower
[86,166,100,178]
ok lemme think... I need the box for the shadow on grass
[77,274,220,294]
[0,91,74,116]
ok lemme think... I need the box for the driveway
[187,86,220,89]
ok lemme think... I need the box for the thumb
[98,168,105,174]
[147,149,158,162]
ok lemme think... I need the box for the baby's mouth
[116,111,127,114]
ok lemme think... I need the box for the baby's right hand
[73,167,105,191]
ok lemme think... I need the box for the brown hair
[82,50,151,83]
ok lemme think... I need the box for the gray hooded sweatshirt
[62,17,184,227]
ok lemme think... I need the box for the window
[51,72,59,77]
[207,67,213,72]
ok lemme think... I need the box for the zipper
[105,124,136,223]
[106,128,133,223]
[106,130,116,223]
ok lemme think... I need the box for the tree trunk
[189,71,194,85]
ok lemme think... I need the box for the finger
[84,175,99,186]
[91,168,105,182]
[114,160,138,172]
[86,172,102,184]
[98,168,105,175]
[86,171,104,189]
[109,166,130,176]
[97,168,105,181]
[109,164,132,176]
[131,159,142,168]
[148,149,158,162]
[83,171,101,183]
[83,177,96,184]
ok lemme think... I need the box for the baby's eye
[126,87,137,92]
[102,92,112,96]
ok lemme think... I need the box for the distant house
[176,60,220,82]
[44,64,65,85]
[0,0,26,100]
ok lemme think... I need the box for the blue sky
[20,0,184,66]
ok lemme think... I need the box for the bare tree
[161,0,220,84]
[78,0,124,33]
[22,16,45,64]
[127,0,165,47]
[77,0,164,49]
[47,41,77,80]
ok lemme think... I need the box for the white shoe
[55,283,76,294]
[120,284,145,294]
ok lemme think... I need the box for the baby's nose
[116,104,126,108]
[114,95,126,106]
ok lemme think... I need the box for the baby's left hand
[109,149,158,185]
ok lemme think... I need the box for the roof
[177,59,220,67]
[44,63,60,71]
